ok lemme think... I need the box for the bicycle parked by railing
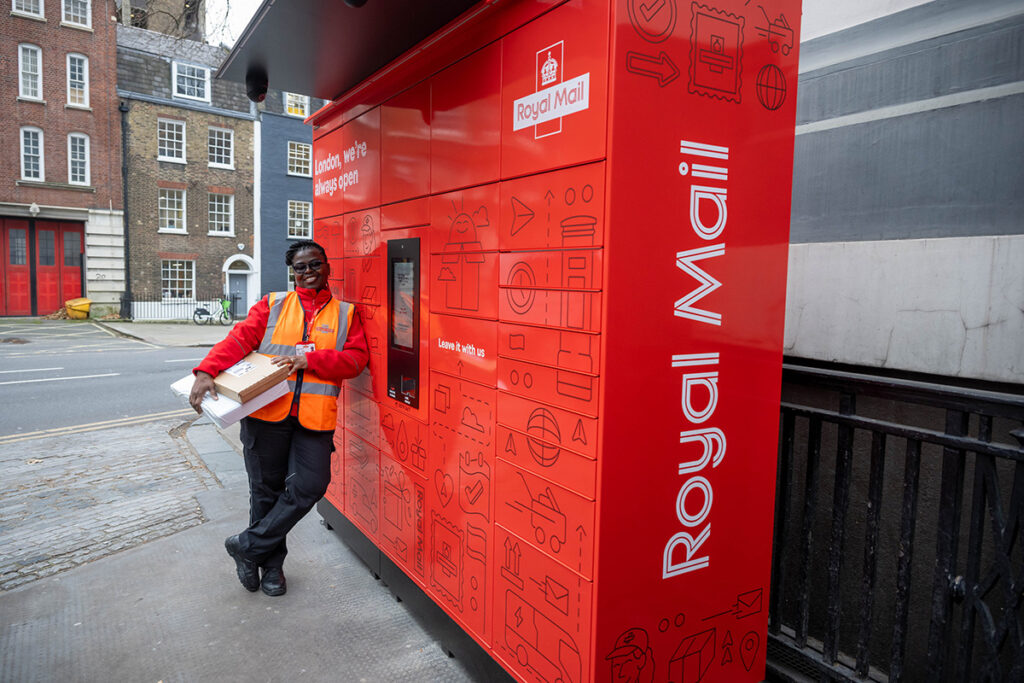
[193,297,233,325]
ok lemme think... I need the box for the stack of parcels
[171,352,290,428]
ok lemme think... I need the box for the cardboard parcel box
[214,353,290,403]
[170,372,289,429]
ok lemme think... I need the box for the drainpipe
[119,99,132,318]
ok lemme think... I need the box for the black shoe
[224,535,259,592]
[261,567,286,596]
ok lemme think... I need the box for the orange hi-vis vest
[248,291,354,431]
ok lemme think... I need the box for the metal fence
[119,293,240,322]
[767,362,1024,682]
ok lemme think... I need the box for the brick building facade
[117,25,256,318]
[0,0,124,316]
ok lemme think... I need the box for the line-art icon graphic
[530,574,570,616]
[689,2,744,102]
[501,536,525,589]
[506,262,537,314]
[526,407,562,467]
[504,590,582,683]
[458,449,491,519]
[755,5,793,55]
[740,630,760,671]
[557,332,595,401]
[703,587,764,621]
[627,0,677,43]
[506,471,567,553]
[605,626,655,683]
[430,510,463,609]
[439,201,487,312]
[626,50,680,86]
[670,627,715,682]
[435,469,455,507]
[720,629,734,665]
[755,63,787,110]
[509,196,535,236]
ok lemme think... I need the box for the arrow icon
[625,50,679,87]
[509,197,534,236]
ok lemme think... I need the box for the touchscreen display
[392,259,415,350]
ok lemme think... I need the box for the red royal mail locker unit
[230,1,802,680]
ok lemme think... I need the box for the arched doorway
[223,255,255,317]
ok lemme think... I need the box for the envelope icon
[734,588,762,619]
[541,576,570,615]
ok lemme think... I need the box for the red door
[1,219,32,316]
[59,224,84,304]
[35,222,61,314]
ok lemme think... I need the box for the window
[208,193,233,235]
[66,53,88,107]
[207,127,233,168]
[68,133,90,185]
[287,141,311,176]
[38,230,55,266]
[12,0,43,18]
[157,119,185,162]
[10,229,27,265]
[284,93,309,117]
[20,127,44,180]
[19,44,42,100]
[172,62,210,102]
[287,200,312,238]
[161,259,194,299]
[64,232,81,266]
[62,0,89,27]
[158,188,186,233]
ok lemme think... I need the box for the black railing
[118,292,240,322]
[768,362,1024,682]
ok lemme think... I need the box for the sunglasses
[292,260,324,274]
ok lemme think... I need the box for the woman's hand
[189,372,218,413]
[271,354,308,372]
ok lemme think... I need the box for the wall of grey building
[258,111,315,294]
[785,0,1023,385]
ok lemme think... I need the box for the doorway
[0,218,84,316]
[223,255,254,318]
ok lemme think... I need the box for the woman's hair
[285,240,327,266]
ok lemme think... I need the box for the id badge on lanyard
[295,342,316,355]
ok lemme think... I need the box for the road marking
[0,367,64,374]
[164,358,202,363]
[0,372,120,386]
[0,408,197,445]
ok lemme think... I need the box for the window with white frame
[19,44,42,100]
[68,133,89,185]
[208,193,234,235]
[62,0,90,27]
[157,119,185,162]
[287,142,311,176]
[66,53,89,107]
[287,200,312,238]
[12,0,43,18]
[207,127,233,168]
[284,93,309,117]
[20,127,44,180]
[158,188,186,233]
[172,62,210,102]
[161,259,194,299]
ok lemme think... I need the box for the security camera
[246,65,268,103]
[344,0,368,7]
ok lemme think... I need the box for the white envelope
[170,374,289,429]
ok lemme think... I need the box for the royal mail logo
[513,40,590,138]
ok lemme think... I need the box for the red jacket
[194,288,369,409]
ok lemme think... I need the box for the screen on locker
[387,237,419,408]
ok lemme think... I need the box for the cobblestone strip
[0,418,218,591]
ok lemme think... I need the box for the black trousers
[237,416,334,568]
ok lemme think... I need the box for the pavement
[0,319,479,683]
